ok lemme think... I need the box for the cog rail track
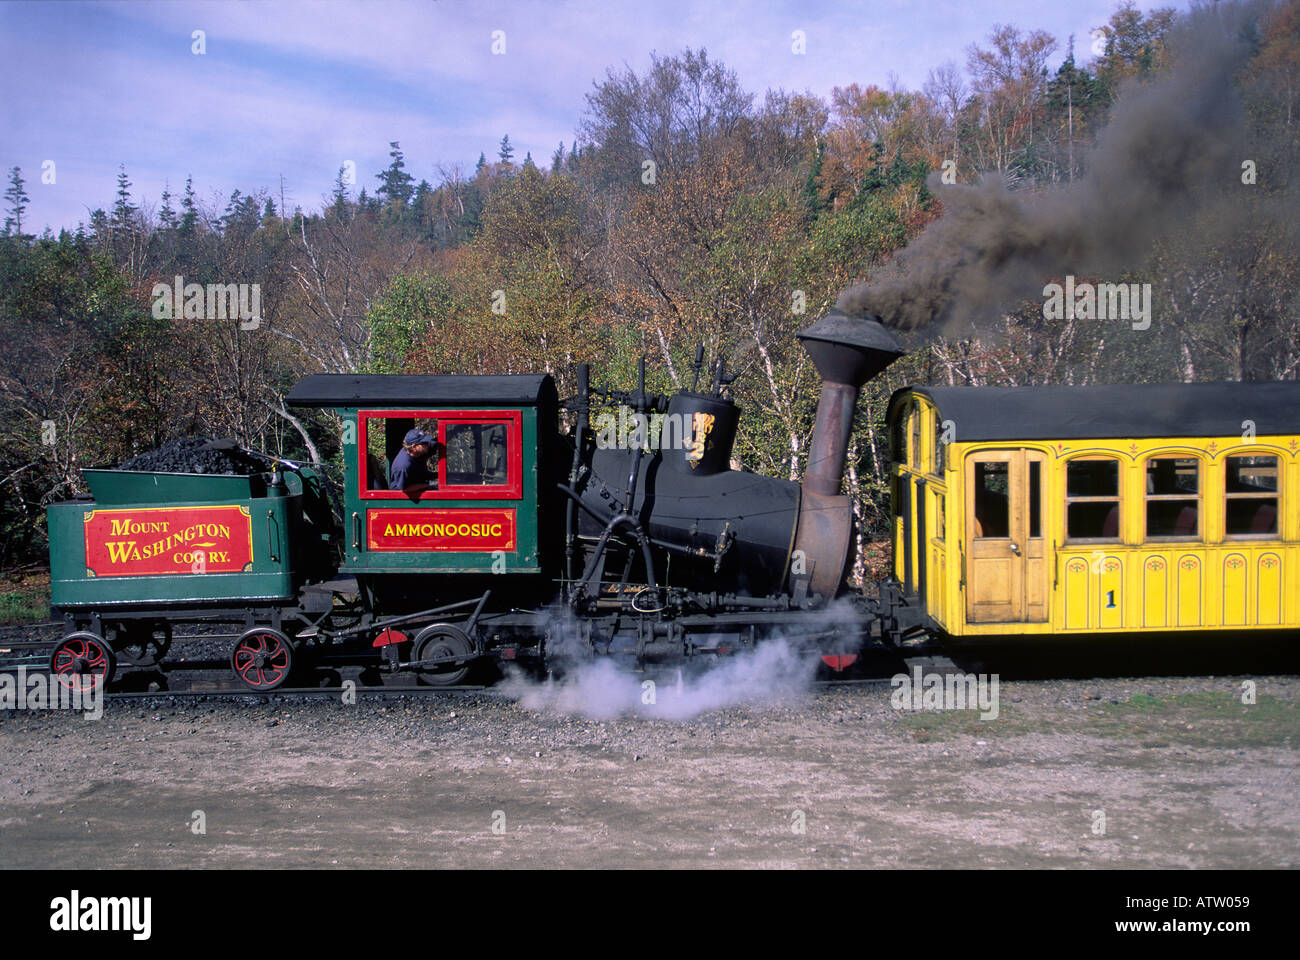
[100,683,495,701]
[13,664,904,705]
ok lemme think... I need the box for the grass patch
[0,573,49,625]
[897,704,1023,742]
[1093,691,1297,748]
[894,689,1297,749]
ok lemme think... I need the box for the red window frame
[358,409,523,501]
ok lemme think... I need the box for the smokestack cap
[798,308,906,387]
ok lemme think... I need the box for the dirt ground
[1,669,1295,869]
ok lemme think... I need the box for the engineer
[389,429,443,498]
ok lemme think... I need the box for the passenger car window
[1066,459,1120,540]
[1145,457,1199,539]
[911,403,923,470]
[1029,460,1041,538]
[1225,455,1279,536]
[973,462,1009,538]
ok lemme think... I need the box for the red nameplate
[367,508,516,552]
[84,505,254,577]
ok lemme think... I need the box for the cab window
[358,409,522,500]
[361,415,438,492]
[445,422,509,486]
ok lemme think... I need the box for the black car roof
[287,374,557,408]
[891,382,1300,441]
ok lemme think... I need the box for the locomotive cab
[285,374,562,614]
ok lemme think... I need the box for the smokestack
[798,309,905,495]
[791,309,905,597]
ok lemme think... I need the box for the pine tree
[412,179,434,239]
[159,182,177,229]
[551,142,565,173]
[178,176,198,237]
[3,166,29,237]
[263,198,276,219]
[375,141,415,208]
[221,190,261,236]
[476,152,487,173]
[498,134,514,164]
[112,164,136,227]
[88,208,110,245]
[523,151,535,170]
[330,164,351,221]
[1047,38,1104,183]
[223,189,242,225]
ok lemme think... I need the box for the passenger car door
[966,449,1046,623]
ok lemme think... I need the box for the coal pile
[119,438,252,475]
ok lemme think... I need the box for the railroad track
[99,683,495,701]
[2,657,906,705]
[81,677,901,706]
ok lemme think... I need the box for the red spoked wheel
[231,628,294,691]
[50,632,116,693]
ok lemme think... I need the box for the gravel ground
[1,669,1295,869]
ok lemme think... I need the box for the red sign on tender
[84,505,254,577]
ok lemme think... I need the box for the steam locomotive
[46,305,1300,694]
[43,312,918,691]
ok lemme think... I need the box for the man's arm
[389,460,432,498]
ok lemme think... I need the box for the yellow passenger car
[886,383,1300,637]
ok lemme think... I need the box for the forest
[2,0,1298,585]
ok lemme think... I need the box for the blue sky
[2,0,1175,233]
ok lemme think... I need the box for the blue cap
[403,429,434,447]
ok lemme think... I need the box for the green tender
[49,469,305,610]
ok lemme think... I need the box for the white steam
[502,601,863,720]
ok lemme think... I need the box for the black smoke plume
[837,0,1295,334]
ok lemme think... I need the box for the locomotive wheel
[111,621,173,668]
[50,632,116,694]
[413,625,473,686]
[231,628,294,691]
